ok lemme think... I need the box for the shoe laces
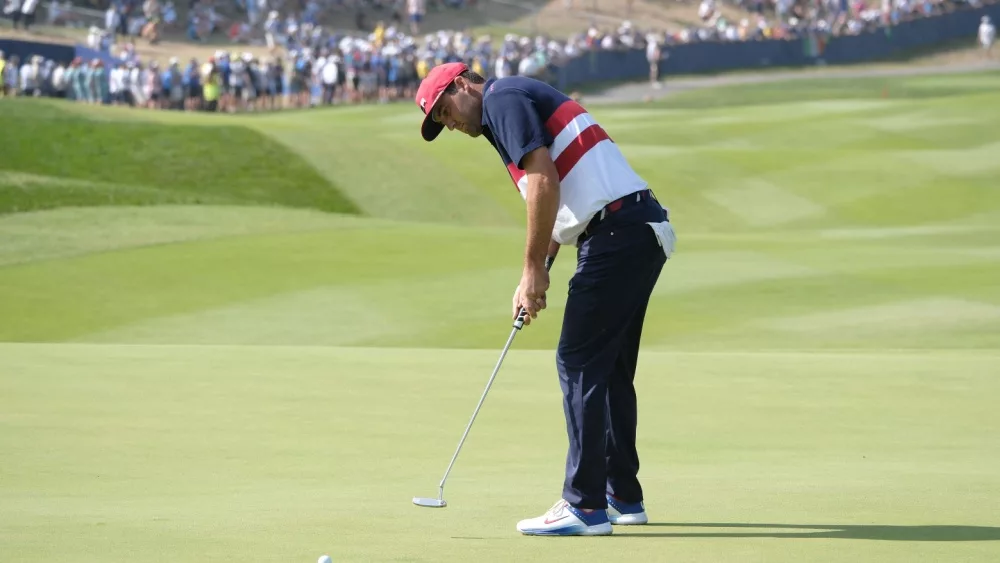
[546,499,569,517]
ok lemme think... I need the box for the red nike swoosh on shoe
[544,515,571,525]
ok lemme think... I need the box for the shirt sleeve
[483,88,552,170]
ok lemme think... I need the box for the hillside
[0,102,358,216]
[1,72,999,349]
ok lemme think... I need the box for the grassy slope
[2,73,998,350]
[1,74,1000,562]
[0,102,359,215]
[19,99,526,227]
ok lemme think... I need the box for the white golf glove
[647,220,676,260]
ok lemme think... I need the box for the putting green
[2,345,998,562]
[1,72,999,562]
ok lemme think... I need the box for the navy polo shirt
[480,76,567,171]
[476,75,650,244]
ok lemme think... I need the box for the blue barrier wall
[0,39,77,64]
[556,3,1000,91]
[0,39,117,66]
[75,44,119,69]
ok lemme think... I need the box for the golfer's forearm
[524,174,560,270]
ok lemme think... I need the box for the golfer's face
[433,88,482,138]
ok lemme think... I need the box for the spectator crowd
[1,0,995,111]
[692,0,991,41]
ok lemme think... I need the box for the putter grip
[513,257,555,329]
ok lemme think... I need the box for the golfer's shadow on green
[622,523,1000,541]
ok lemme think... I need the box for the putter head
[413,497,447,508]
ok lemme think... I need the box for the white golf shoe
[606,494,648,525]
[516,499,613,536]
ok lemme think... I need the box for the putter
[413,257,554,509]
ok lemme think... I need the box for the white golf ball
[318,556,332,563]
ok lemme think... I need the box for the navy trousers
[557,191,668,510]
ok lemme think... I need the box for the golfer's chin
[462,126,483,138]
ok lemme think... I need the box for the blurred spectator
[646,31,664,89]
[51,59,67,97]
[407,0,424,34]
[0,51,7,97]
[980,15,995,56]
[4,0,20,28]
[20,54,40,95]
[3,54,19,94]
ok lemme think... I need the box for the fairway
[2,72,1000,562]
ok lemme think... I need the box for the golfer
[414,62,676,536]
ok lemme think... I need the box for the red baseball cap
[415,62,468,142]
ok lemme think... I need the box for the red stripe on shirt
[545,100,588,137]
[553,125,611,181]
[507,162,526,191]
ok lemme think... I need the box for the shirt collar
[480,77,498,127]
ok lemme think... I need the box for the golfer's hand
[513,264,550,326]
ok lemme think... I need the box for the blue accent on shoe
[525,522,591,536]
[607,495,644,515]
[567,505,611,526]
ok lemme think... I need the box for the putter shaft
[437,325,520,491]
[430,258,551,501]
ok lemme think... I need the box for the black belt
[579,189,665,242]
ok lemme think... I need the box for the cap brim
[421,113,444,142]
